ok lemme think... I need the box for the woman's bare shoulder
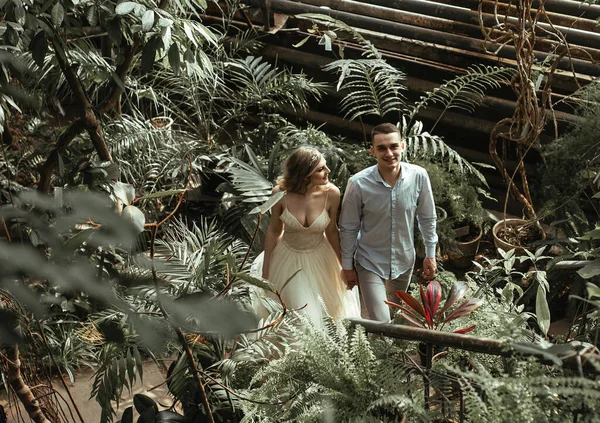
[325,183,340,197]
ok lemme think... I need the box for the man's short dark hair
[371,123,400,144]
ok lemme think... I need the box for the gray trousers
[356,264,413,323]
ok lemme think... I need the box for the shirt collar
[372,162,407,184]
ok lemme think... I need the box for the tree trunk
[5,344,51,423]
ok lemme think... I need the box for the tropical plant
[386,280,483,334]
[536,80,600,238]
[468,246,553,336]
[0,0,218,193]
[241,320,430,423]
[414,159,490,256]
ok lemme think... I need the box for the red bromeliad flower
[385,280,483,334]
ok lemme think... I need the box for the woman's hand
[342,269,358,290]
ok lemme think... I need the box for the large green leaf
[30,31,48,67]
[115,2,137,15]
[122,205,145,234]
[141,10,154,32]
[578,259,600,279]
[164,294,257,336]
[112,181,135,205]
[535,284,550,335]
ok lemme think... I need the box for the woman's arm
[324,185,342,264]
[262,188,285,279]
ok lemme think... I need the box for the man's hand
[422,257,437,280]
[343,269,359,289]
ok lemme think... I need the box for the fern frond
[398,117,488,185]
[324,59,407,121]
[410,65,515,122]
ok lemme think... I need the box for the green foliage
[442,361,600,422]
[537,80,600,237]
[467,246,553,336]
[107,114,210,197]
[409,65,515,130]
[241,321,427,422]
[322,58,407,121]
[413,159,489,255]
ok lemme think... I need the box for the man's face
[370,132,404,171]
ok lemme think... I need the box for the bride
[260,146,361,327]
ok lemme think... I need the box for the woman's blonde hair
[276,146,323,194]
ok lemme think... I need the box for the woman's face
[308,157,331,186]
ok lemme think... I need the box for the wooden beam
[242,0,600,77]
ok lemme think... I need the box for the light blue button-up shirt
[339,163,438,280]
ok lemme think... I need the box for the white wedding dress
[252,195,361,328]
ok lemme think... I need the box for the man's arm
[416,170,438,279]
[339,179,362,287]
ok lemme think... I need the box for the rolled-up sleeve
[416,170,438,258]
[339,178,362,270]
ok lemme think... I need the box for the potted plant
[415,160,490,268]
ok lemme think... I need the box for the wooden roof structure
[204,0,600,213]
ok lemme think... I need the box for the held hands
[422,257,437,280]
[342,269,359,290]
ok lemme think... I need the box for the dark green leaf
[51,2,65,27]
[97,320,126,344]
[155,410,190,422]
[133,393,158,415]
[108,18,123,45]
[62,228,95,250]
[137,407,157,423]
[119,406,133,423]
[141,36,159,74]
[86,5,98,26]
[168,43,180,75]
[30,31,48,67]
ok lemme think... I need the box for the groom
[339,123,438,322]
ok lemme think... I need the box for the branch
[37,119,86,193]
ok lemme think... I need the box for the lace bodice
[280,208,330,253]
